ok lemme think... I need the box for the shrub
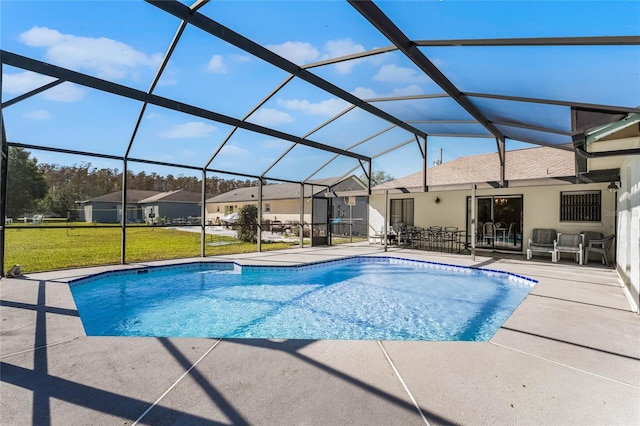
[237,204,258,242]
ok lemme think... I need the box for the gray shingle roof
[373,146,575,190]
[207,177,363,203]
[139,189,202,203]
[82,190,160,204]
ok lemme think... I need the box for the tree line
[4,147,253,218]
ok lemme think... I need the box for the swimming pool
[69,257,536,341]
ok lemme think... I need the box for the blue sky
[2,0,639,182]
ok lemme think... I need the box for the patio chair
[584,234,615,267]
[505,222,516,245]
[553,233,585,265]
[580,231,603,262]
[526,228,557,261]
[482,222,496,246]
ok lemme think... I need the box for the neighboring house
[78,189,202,224]
[78,190,160,223]
[369,145,618,256]
[139,189,202,224]
[206,176,368,236]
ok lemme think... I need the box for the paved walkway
[1,244,638,425]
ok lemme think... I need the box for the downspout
[574,135,640,160]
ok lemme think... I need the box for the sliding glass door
[467,195,523,251]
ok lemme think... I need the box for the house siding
[369,182,615,253]
[618,156,640,312]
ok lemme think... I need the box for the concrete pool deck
[1,243,638,425]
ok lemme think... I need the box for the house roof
[139,189,202,204]
[81,190,160,204]
[207,176,365,203]
[82,189,203,204]
[373,145,575,191]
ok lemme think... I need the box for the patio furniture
[526,228,557,261]
[505,222,516,245]
[370,226,396,245]
[494,222,509,245]
[427,226,443,251]
[443,226,459,252]
[585,234,615,266]
[482,222,496,246]
[553,233,585,265]
[580,231,603,261]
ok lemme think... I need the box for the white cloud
[2,71,85,102]
[248,108,293,126]
[2,71,55,93]
[145,112,162,120]
[351,87,378,100]
[322,38,366,74]
[277,97,348,116]
[374,64,428,84]
[219,144,249,157]
[161,122,217,139]
[22,109,51,120]
[19,26,161,80]
[387,84,424,97]
[206,55,227,74]
[266,41,319,64]
[350,85,424,100]
[45,83,85,102]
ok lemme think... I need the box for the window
[560,190,601,222]
[264,203,271,213]
[224,205,234,215]
[467,195,523,251]
[390,198,414,226]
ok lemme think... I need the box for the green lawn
[4,224,295,273]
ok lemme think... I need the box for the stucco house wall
[206,199,313,224]
[369,182,616,256]
[205,176,367,229]
[80,201,120,223]
[142,201,201,223]
[617,155,640,311]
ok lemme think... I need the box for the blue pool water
[70,257,536,341]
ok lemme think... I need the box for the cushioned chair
[527,228,557,261]
[585,234,615,266]
[553,233,585,265]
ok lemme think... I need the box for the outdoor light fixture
[607,182,619,193]
[435,197,441,204]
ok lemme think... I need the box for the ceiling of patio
[1,0,639,185]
